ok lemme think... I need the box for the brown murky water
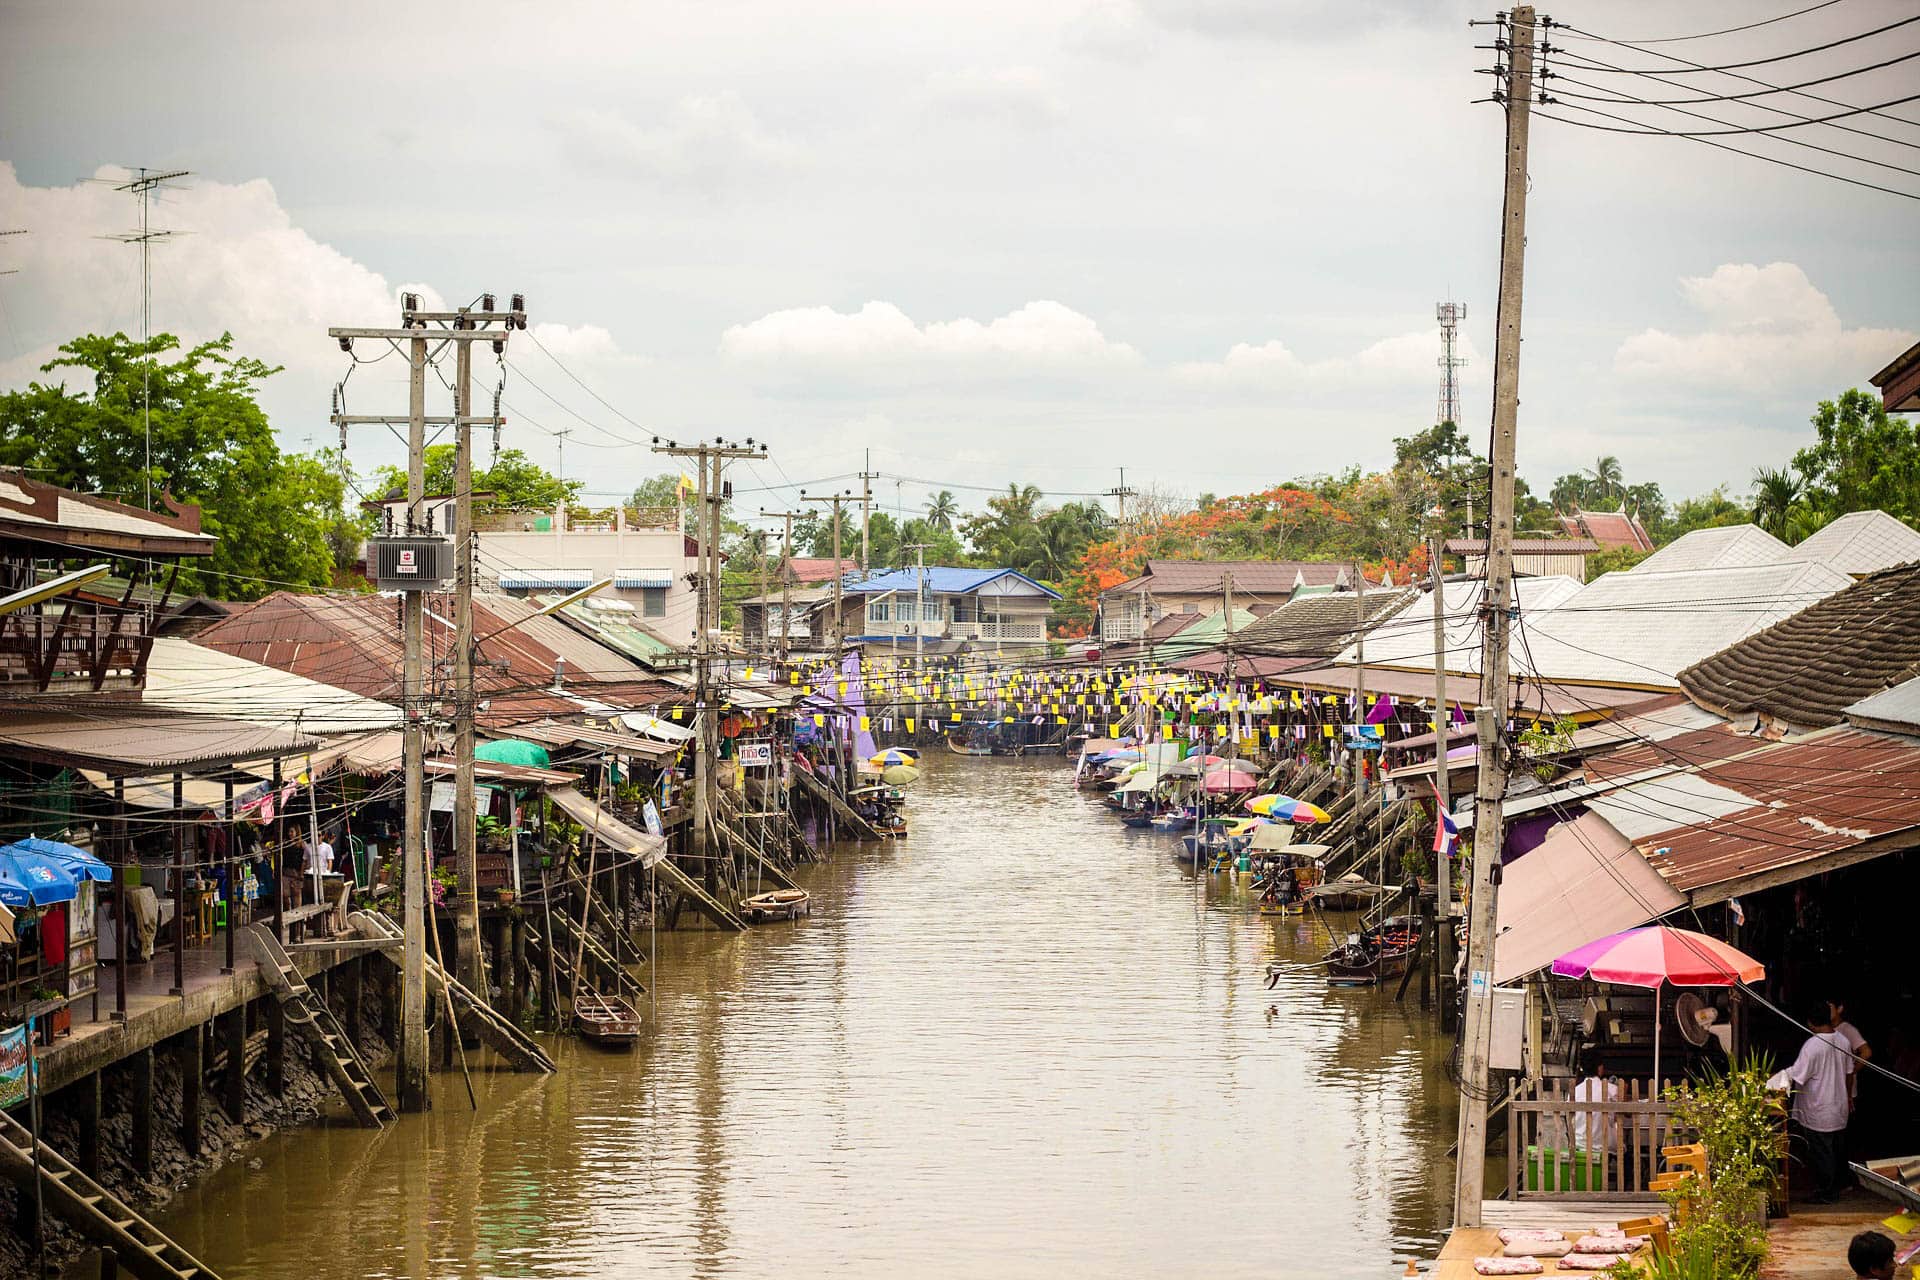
[152,757,1456,1277]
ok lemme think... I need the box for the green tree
[1749,466,1804,538]
[0,332,348,599]
[924,489,960,531]
[629,472,687,513]
[1549,473,1589,512]
[1585,454,1625,503]
[364,446,580,529]
[1667,486,1750,538]
[962,483,1046,564]
[1792,387,1920,523]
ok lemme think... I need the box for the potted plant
[32,988,70,1041]
[1608,1054,1780,1280]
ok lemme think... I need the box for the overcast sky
[1,0,1914,526]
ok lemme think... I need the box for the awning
[0,711,320,775]
[512,719,683,762]
[545,785,666,867]
[613,568,674,589]
[620,712,696,743]
[79,770,239,812]
[497,569,594,590]
[1491,812,1684,984]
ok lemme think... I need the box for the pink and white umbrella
[1551,926,1764,1084]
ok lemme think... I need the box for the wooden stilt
[129,1049,153,1176]
[75,1071,101,1180]
[222,1007,246,1122]
[265,999,286,1096]
[178,1030,203,1158]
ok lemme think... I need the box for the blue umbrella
[0,847,79,908]
[4,837,112,884]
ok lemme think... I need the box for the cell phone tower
[1436,300,1466,428]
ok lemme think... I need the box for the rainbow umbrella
[1245,794,1331,823]
[1551,926,1765,1084]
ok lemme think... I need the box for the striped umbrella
[1244,794,1331,823]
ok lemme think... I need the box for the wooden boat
[1310,873,1392,911]
[1324,915,1422,987]
[947,736,994,757]
[742,887,811,921]
[574,991,642,1046]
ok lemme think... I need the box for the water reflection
[152,757,1454,1277]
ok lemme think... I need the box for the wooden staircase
[652,857,749,932]
[347,911,557,1073]
[0,1110,222,1280]
[245,926,394,1129]
[791,765,885,842]
[525,907,646,1001]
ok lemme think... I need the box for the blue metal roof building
[841,567,1062,600]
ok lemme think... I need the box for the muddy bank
[0,981,394,1280]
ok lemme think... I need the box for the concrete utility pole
[329,294,519,1113]
[1454,3,1537,1229]
[1430,531,1456,1028]
[908,542,930,672]
[452,294,523,1002]
[753,530,771,666]
[858,450,879,577]
[760,509,800,666]
[656,437,767,898]
[802,491,855,656]
[1352,563,1368,801]
[1105,468,1137,550]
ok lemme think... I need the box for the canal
[150,757,1456,1277]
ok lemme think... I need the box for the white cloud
[546,93,801,193]
[1063,1,1156,62]
[1174,329,1477,387]
[924,67,1065,126]
[1613,262,1914,393]
[720,300,1137,364]
[528,322,631,365]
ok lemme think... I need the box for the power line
[1546,46,1920,112]
[1555,0,1848,46]
[1551,11,1920,73]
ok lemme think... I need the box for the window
[870,600,889,622]
[641,588,666,618]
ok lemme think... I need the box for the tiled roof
[1233,586,1420,659]
[1788,510,1920,577]
[1557,510,1655,553]
[1630,524,1790,574]
[1679,559,1920,729]
[1147,611,1203,641]
[785,557,857,583]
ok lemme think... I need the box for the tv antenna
[110,168,191,509]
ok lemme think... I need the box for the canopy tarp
[545,785,666,867]
[475,739,552,768]
[1491,811,1684,985]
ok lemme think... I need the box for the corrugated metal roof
[0,709,319,774]
[1331,576,1584,674]
[1789,510,1920,578]
[1140,558,1353,594]
[1446,538,1599,554]
[1521,560,1852,690]
[1630,524,1790,574]
[842,567,1061,599]
[1234,586,1419,658]
[141,638,401,735]
[1845,675,1920,733]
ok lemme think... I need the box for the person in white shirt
[1569,1054,1620,1159]
[1775,1003,1857,1204]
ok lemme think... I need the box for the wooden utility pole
[1431,532,1456,1028]
[1454,3,1537,1229]
[330,296,517,1112]
[655,438,767,901]
[1352,563,1368,801]
[760,509,800,666]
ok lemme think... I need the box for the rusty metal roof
[190,591,686,726]
[1572,722,1920,902]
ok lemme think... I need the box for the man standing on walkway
[1772,1003,1857,1204]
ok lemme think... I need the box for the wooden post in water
[75,1071,101,1179]
[178,1028,202,1158]
[129,1047,153,1175]
[223,1006,246,1121]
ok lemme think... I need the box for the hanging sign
[0,1023,32,1109]
[739,742,773,769]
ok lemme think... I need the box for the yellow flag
[859,716,870,731]
[813,714,825,727]
[906,718,916,733]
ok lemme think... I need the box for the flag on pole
[1431,781,1459,857]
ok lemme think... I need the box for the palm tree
[1585,455,1625,503]
[1550,473,1588,513]
[1751,466,1804,538]
[925,490,959,531]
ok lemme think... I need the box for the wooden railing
[1507,1076,1689,1201]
